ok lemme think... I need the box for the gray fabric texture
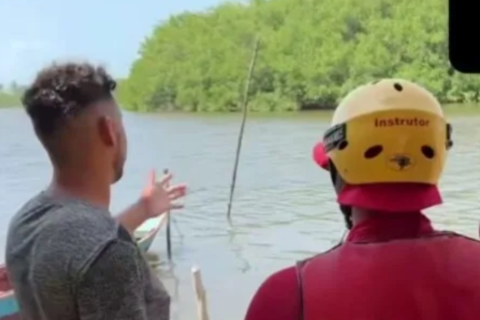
[5,192,170,320]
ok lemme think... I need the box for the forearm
[115,199,148,234]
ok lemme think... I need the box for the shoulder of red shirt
[244,213,438,320]
[244,265,300,320]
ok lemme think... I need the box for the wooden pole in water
[164,168,172,260]
[192,266,210,320]
[226,37,260,220]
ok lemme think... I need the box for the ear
[312,142,330,170]
[98,116,117,147]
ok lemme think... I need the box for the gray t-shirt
[5,192,170,320]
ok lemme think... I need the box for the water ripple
[0,110,479,320]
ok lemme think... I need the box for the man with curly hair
[5,62,186,320]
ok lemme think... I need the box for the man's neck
[50,169,111,209]
[347,208,433,242]
[351,207,420,226]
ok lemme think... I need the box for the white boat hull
[135,214,168,253]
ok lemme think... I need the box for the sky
[0,0,234,84]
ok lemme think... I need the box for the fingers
[157,173,173,187]
[169,189,186,201]
[148,169,173,187]
[149,170,187,199]
[165,184,186,210]
[148,169,156,186]
[168,185,187,201]
[167,184,187,194]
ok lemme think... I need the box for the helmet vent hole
[421,146,435,159]
[393,83,403,91]
[338,140,348,150]
[364,145,383,159]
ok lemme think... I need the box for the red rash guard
[245,213,480,320]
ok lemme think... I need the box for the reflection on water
[1,108,480,320]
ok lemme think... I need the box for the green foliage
[0,91,20,108]
[0,82,25,108]
[120,0,476,112]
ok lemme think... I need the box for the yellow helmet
[313,79,453,212]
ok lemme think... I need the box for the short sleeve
[76,239,148,320]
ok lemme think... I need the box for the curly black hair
[22,62,116,137]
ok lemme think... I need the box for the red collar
[345,213,435,243]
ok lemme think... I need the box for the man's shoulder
[9,192,118,241]
[257,266,299,296]
[245,265,300,320]
[7,193,125,274]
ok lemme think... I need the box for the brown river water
[1,108,479,319]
